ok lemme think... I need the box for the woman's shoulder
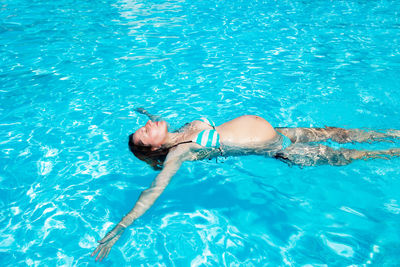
[174,120,203,133]
[167,140,199,162]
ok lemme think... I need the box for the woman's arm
[91,148,189,261]
[135,107,163,122]
[120,157,182,227]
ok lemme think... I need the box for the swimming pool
[1,0,400,265]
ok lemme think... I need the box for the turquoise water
[1,0,400,265]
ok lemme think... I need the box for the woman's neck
[163,131,188,148]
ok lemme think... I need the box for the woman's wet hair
[128,133,169,170]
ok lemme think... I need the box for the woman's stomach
[216,115,277,146]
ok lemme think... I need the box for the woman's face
[133,120,168,148]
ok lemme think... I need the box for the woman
[91,108,400,261]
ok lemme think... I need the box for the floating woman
[91,108,400,261]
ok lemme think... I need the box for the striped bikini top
[170,118,221,150]
[192,118,221,148]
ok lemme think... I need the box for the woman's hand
[135,107,164,122]
[135,107,147,114]
[91,223,126,261]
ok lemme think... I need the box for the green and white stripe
[194,129,220,148]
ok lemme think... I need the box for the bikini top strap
[168,140,194,150]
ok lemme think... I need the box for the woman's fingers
[92,244,109,261]
[105,247,111,259]
[135,107,146,114]
[92,225,125,260]
[99,247,111,261]
[91,245,101,257]
[96,247,107,261]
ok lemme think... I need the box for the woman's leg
[276,127,400,144]
[274,144,400,166]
